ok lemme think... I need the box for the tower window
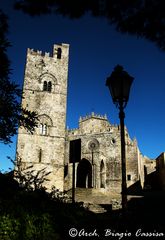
[43,81,47,91]
[43,124,47,135]
[111,138,116,144]
[48,81,52,92]
[127,175,131,181]
[57,48,62,59]
[39,123,48,135]
[39,148,42,162]
[39,124,43,135]
[43,81,52,92]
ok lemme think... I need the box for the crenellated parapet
[67,128,79,137]
[27,43,69,59]
[79,112,108,123]
[27,48,51,57]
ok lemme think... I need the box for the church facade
[16,44,155,199]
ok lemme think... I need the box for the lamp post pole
[72,155,75,204]
[106,65,134,214]
[71,141,76,204]
[92,149,94,188]
[90,143,95,188]
[119,102,127,211]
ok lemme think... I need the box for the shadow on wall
[127,170,159,196]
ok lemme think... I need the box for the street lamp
[89,142,96,188]
[106,65,134,212]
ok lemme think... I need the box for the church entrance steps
[85,203,108,214]
[66,188,121,208]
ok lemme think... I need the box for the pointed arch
[76,159,92,188]
[100,160,106,188]
[38,114,53,126]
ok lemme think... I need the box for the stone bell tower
[16,43,69,190]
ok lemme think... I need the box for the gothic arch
[100,160,106,188]
[76,159,92,188]
[39,73,57,92]
[38,114,53,126]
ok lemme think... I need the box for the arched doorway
[100,160,106,188]
[76,159,92,188]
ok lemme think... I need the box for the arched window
[43,124,47,135]
[39,124,43,135]
[57,48,62,59]
[39,123,48,135]
[38,114,52,136]
[47,81,52,92]
[43,81,52,92]
[43,81,47,91]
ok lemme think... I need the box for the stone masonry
[65,113,146,193]
[156,153,165,190]
[16,44,156,204]
[16,44,69,190]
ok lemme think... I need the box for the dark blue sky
[1,1,165,171]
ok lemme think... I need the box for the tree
[14,0,165,51]
[0,10,38,144]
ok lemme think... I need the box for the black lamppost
[106,65,134,212]
[90,142,96,188]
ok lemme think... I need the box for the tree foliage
[0,171,93,240]
[1,1,164,143]
[14,0,165,51]
[0,10,38,144]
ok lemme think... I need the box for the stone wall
[16,44,156,204]
[156,152,165,190]
[65,113,144,196]
[17,44,69,191]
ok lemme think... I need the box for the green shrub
[0,213,60,240]
[0,215,20,240]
